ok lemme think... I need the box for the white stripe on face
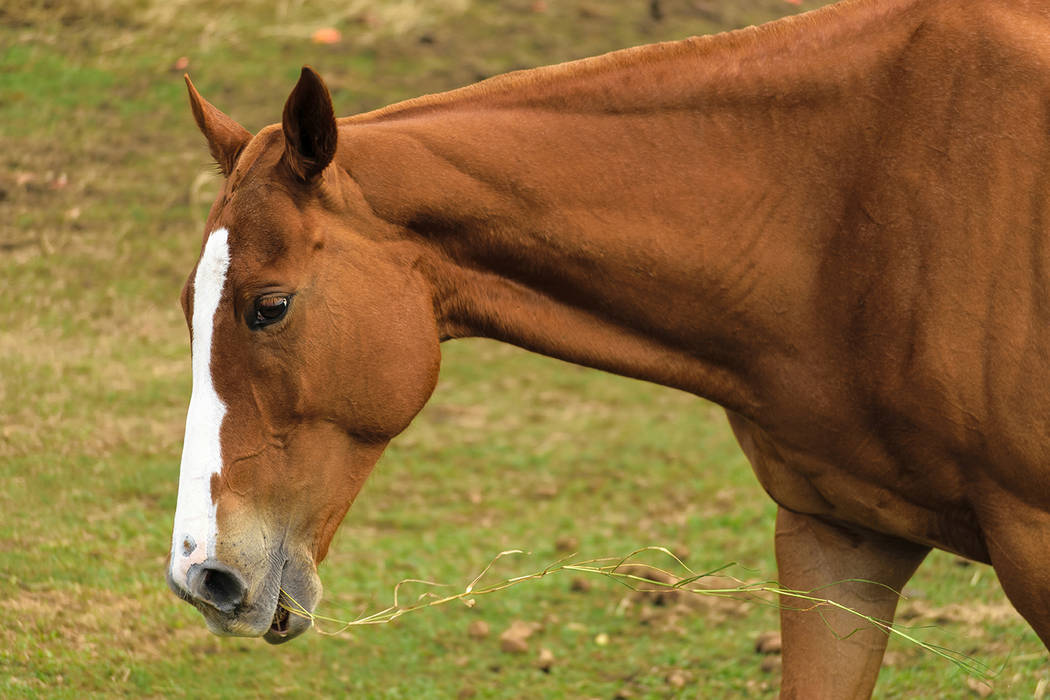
[170,227,231,588]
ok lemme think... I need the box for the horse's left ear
[281,66,338,182]
[184,75,252,178]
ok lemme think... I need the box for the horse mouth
[270,602,291,634]
[263,588,311,644]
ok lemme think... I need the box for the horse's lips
[190,558,315,642]
[262,575,314,644]
[263,609,310,644]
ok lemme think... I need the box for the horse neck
[340,0,923,411]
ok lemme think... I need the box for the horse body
[168,0,1050,695]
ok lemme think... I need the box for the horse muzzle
[166,554,320,644]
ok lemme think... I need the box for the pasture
[2,0,1047,696]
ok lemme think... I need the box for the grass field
[2,0,1048,697]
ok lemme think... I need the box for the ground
[1,0,1047,697]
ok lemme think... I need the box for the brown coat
[170,1,1050,696]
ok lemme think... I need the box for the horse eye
[252,294,290,328]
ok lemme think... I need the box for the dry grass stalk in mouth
[278,546,994,680]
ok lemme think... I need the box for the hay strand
[280,546,995,679]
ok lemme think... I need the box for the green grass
[1,0,1047,697]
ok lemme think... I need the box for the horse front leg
[979,488,1050,653]
[774,507,930,700]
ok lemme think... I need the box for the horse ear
[281,66,338,182]
[184,75,252,177]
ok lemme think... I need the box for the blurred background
[2,1,1045,697]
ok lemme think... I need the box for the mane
[342,0,917,124]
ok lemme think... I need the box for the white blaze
[170,227,231,588]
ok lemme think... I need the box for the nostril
[188,562,247,614]
[202,568,242,606]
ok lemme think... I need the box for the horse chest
[725,410,992,563]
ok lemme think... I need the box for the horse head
[166,68,440,642]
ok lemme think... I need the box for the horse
[166,0,1050,696]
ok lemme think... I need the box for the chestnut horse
[167,0,1050,696]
